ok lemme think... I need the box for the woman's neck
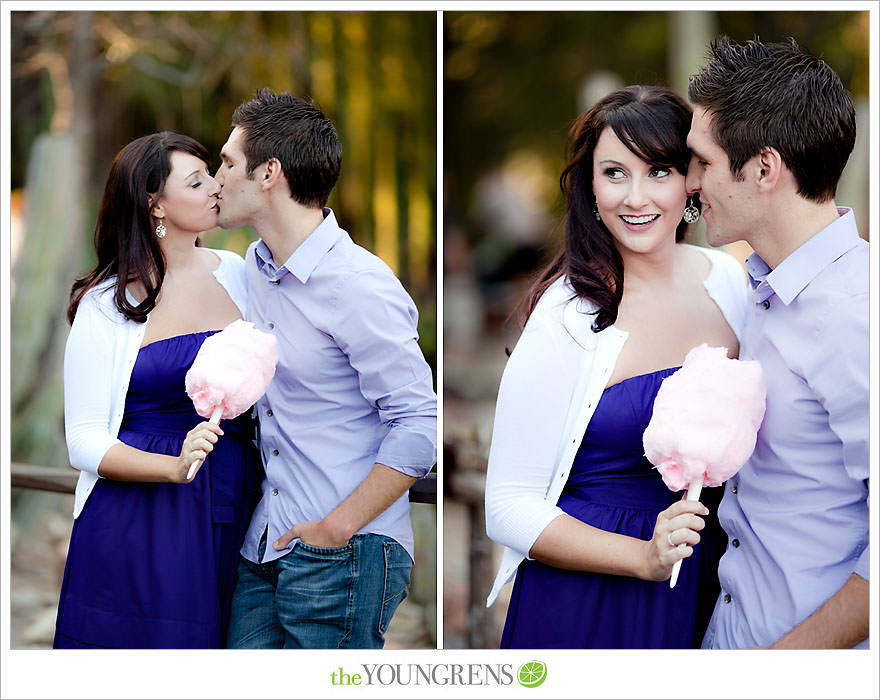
[617,239,680,293]
[158,236,201,275]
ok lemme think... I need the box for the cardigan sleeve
[484,308,571,558]
[63,289,124,475]
[209,247,249,318]
[702,245,750,341]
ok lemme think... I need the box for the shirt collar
[253,208,346,284]
[745,207,861,306]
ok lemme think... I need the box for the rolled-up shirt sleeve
[853,498,869,580]
[332,267,437,478]
[484,311,569,558]
[810,289,870,580]
[63,292,122,476]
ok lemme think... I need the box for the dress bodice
[561,367,681,510]
[121,331,253,437]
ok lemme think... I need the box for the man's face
[215,126,262,230]
[685,107,756,249]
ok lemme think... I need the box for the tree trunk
[11,11,97,543]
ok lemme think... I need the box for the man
[215,89,437,648]
[686,37,868,649]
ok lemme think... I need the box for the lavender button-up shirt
[240,209,437,564]
[702,208,869,649]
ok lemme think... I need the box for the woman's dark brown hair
[520,85,696,332]
[67,131,211,324]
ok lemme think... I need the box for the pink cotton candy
[643,344,766,491]
[185,319,278,421]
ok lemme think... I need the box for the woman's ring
[666,532,676,547]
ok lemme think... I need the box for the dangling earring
[683,196,700,224]
[155,220,167,238]
[593,200,601,222]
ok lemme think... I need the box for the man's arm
[775,273,870,649]
[275,266,435,550]
[273,464,417,549]
[770,573,868,648]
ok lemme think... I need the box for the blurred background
[8,10,437,649]
[442,9,870,648]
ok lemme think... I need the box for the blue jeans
[226,533,412,648]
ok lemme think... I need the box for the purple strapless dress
[54,332,263,648]
[500,367,724,649]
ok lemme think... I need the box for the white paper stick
[669,474,704,588]
[186,406,224,480]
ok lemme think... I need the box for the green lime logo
[517,660,547,688]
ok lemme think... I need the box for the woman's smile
[620,213,660,230]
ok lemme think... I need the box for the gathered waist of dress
[120,408,255,438]
[559,475,679,511]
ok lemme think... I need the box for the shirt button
[270,279,280,285]
[731,484,738,494]
[272,449,279,456]
[272,488,279,496]
[732,538,740,548]
[761,300,771,310]
[723,593,732,604]
[268,322,275,330]
[266,409,273,417]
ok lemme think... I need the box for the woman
[484,86,749,648]
[54,132,263,648]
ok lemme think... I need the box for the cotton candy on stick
[642,344,766,588]
[184,319,278,480]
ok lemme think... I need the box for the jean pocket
[280,542,356,647]
[377,541,413,636]
[296,541,353,558]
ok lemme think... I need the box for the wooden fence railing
[11,462,437,504]
[10,463,79,494]
[443,439,495,648]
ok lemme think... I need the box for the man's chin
[704,227,731,249]
[216,214,237,230]
[704,231,725,248]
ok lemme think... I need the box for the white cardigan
[63,248,248,518]
[484,245,749,606]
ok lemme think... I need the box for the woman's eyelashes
[602,166,672,181]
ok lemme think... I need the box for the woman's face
[592,126,687,257]
[152,151,220,236]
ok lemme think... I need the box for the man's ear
[754,146,783,192]
[261,158,284,191]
